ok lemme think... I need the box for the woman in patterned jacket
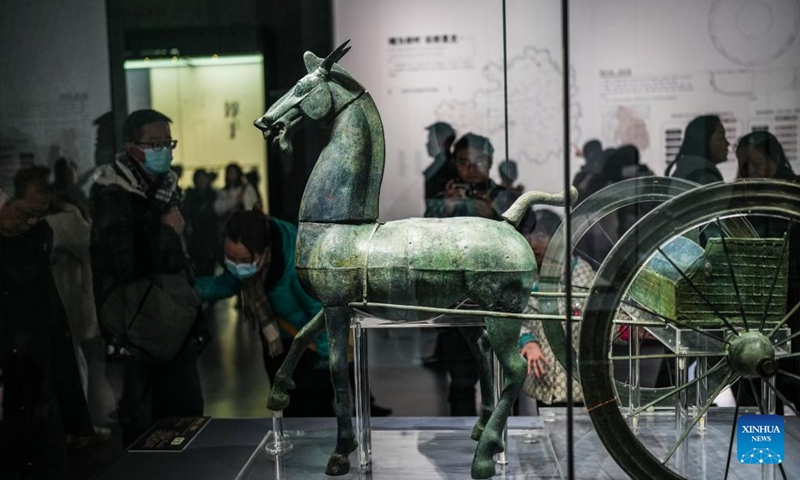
[518,209,596,408]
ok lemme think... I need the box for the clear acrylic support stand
[265,410,293,455]
[762,376,777,480]
[674,344,690,476]
[354,322,372,468]
[696,355,708,434]
[628,326,642,434]
[493,352,509,466]
[352,311,507,470]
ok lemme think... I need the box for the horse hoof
[325,453,351,476]
[267,391,290,411]
[479,430,505,455]
[470,422,485,442]
[470,458,496,479]
[274,375,296,392]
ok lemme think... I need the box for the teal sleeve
[194,270,243,301]
[518,333,538,349]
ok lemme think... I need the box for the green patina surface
[630,237,788,328]
[254,42,558,479]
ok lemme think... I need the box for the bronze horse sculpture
[254,41,572,479]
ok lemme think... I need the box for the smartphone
[451,183,470,198]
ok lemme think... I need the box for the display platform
[96,410,800,479]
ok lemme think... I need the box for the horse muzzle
[253,115,280,140]
[254,108,303,143]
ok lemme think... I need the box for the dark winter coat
[0,221,93,436]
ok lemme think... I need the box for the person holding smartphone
[424,132,505,220]
[422,132,507,416]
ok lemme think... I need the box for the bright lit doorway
[124,54,268,210]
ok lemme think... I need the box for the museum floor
[66,297,451,479]
[68,298,800,479]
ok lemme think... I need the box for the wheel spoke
[764,381,800,417]
[621,300,730,346]
[767,299,800,338]
[776,351,800,360]
[773,328,800,349]
[574,246,604,271]
[777,369,800,384]
[625,359,729,419]
[748,379,765,414]
[760,231,791,333]
[716,218,748,331]
[657,247,739,336]
[662,372,735,464]
[723,379,743,480]
[597,222,617,248]
[611,327,625,344]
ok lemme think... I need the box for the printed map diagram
[603,105,651,154]
[433,46,581,166]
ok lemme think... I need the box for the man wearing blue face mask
[90,109,205,446]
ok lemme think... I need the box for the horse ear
[320,40,351,74]
[303,51,322,74]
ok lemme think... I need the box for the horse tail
[501,186,578,228]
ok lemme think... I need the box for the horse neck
[299,93,385,223]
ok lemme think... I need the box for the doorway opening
[124,54,268,209]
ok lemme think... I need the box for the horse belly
[296,219,537,316]
[366,218,536,316]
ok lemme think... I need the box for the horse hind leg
[459,327,494,442]
[323,306,358,476]
[267,309,325,411]
[470,316,526,480]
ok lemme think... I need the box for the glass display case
[3,1,800,479]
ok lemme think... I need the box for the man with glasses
[0,180,49,237]
[91,109,204,445]
[425,132,504,219]
[423,133,507,416]
[1,167,94,478]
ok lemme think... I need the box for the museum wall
[0,0,333,219]
[2,0,797,221]
[334,0,800,221]
[114,0,334,221]
[0,0,111,194]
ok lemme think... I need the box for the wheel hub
[727,331,776,379]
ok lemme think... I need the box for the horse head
[254,40,364,153]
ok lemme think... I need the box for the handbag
[98,273,201,362]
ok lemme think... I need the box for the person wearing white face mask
[194,209,336,416]
[194,209,393,417]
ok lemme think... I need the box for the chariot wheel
[536,176,757,404]
[580,180,800,479]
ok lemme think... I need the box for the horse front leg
[267,309,325,411]
[459,326,494,441]
[324,306,358,476]
[471,317,526,479]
